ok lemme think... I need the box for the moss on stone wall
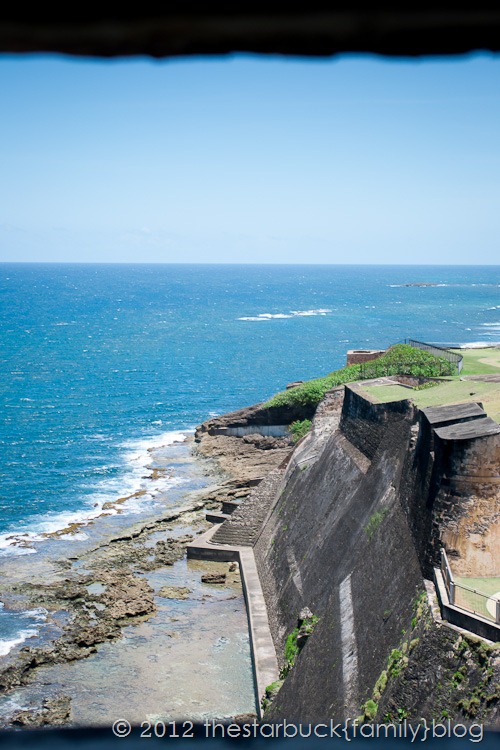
[262,609,319,715]
[364,590,500,725]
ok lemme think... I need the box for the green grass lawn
[454,576,500,621]
[453,347,500,376]
[363,379,500,422]
[362,347,500,422]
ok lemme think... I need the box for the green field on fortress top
[361,347,500,423]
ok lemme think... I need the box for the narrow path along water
[0,438,257,727]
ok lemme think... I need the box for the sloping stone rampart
[192,380,500,722]
[255,399,422,720]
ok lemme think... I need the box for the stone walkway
[187,525,279,715]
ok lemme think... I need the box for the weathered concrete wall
[390,403,500,578]
[340,384,413,461]
[254,393,424,720]
[248,386,499,720]
[346,349,385,366]
[195,400,314,440]
[429,430,500,576]
[197,382,499,721]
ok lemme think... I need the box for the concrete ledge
[434,417,500,440]
[433,568,500,642]
[221,499,241,515]
[187,526,279,716]
[205,511,231,524]
[187,526,239,562]
[422,403,486,428]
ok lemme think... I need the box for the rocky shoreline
[0,411,292,728]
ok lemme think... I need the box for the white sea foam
[0,542,36,555]
[238,316,275,321]
[0,429,190,556]
[479,322,500,334]
[457,341,500,348]
[0,604,48,656]
[0,632,35,656]
[290,309,331,316]
[389,283,449,288]
[238,308,332,321]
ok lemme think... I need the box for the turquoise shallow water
[0,262,499,650]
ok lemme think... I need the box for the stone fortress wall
[191,376,500,722]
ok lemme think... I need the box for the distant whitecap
[238,308,332,321]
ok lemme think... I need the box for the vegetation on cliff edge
[266,345,454,410]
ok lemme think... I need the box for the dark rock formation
[201,573,226,584]
[194,401,313,440]
[153,536,192,567]
[11,696,71,727]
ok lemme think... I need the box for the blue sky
[1,52,499,263]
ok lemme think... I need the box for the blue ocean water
[0,263,499,550]
[0,263,499,652]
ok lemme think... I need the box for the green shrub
[458,696,481,717]
[280,612,320,679]
[413,380,440,391]
[266,365,362,410]
[360,344,455,380]
[387,648,404,678]
[289,419,312,442]
[265,344,455,411]
[280,627,300,678]
[261,679,284,711]
[373,671,388,701]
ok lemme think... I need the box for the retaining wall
[346,349,385,366]
[339,383,413,461]
[193,382,500,720]
[253,393,423,720]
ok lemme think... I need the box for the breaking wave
[0,430,189,556]
[238,308,332,321]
